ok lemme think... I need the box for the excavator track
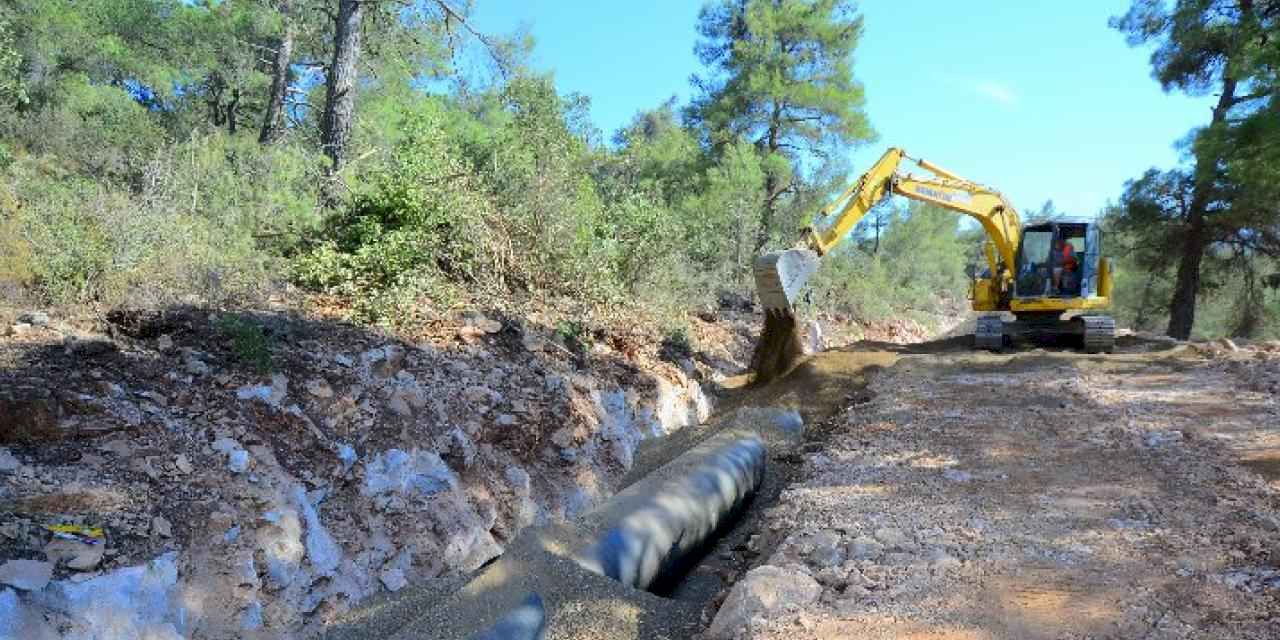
[975,315,1004,350]
[1081,314,1116,353]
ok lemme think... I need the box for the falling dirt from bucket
[750,312,806,384]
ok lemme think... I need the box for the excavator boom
[754,147,1022,317]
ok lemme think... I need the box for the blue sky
[467,1,1211,218]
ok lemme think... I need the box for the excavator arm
[756,147,1022,315]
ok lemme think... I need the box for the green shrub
[0,203,34,289]
[555,319,591,353]
[805,202,967,323]
[659,324,693,362]
[291,100,493,323]
[214,314,273,374]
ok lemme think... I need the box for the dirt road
[706,336,1280,639]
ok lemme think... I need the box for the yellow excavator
[752,147,1115,380]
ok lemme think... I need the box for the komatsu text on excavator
[751,147,1115,381]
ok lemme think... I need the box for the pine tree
[1112,0,1279,339]
[689,0,875,251]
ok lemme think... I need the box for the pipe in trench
[573,435,767,591]
[467,593,545,640]
[462,434,768,638]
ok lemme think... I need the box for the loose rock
[707,565,822,639]
[151,516,173,538]
[305,378,334,399]
[0,559,53,591]
[45,539,105,571]
[17,311,50,326]
[0,448,19,473]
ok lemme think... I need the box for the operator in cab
[1053,238,1079,296]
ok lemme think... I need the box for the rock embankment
[0,305,738,640]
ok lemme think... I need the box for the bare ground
[707,336,1280,639]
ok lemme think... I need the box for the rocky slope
[0,302,740,640]
[0,295,964,640]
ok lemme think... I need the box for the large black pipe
[467,593,545,640]
[574,435,767,591]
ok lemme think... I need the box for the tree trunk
[1165,212,1206,339]
[320,0,363,172]
[873,211,883,254]
[259,3,294,145]
[756,172,778,251]
[226,88,240,135]
[1164,77,1237,340]
[206,73,225,128]
[754,101,783,252]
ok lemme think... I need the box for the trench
[326,346,890,640]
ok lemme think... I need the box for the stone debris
[0,559,53,591]
[227,449,250,473]
[337,443,357,472]
[362,449,457,499]
[379,547,413,593]
[240,600,264,631]
[0,448,19,473]
[183,353,211,376]
[44,539,105,571]
[151,516,172,538]
[305,378,334,398]
[17,311,50,326]
[235,373,289,406]
[28,553,184,639]
[707,564,822,639]
[256,507,305,589]
[362,344,405,379]
[293,486,341,575]
[1145,429,1185,448]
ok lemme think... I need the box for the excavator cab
[1013,221,1100,299]
[984,218,1114,352]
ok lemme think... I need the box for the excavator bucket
[753,249,820,315]
[750,249,820,383]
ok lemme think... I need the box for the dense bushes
[1108,227,1280,340]
[0,1,969,333]
[0,76,970,326]
[0,134,321,308]
[289,77,788,325]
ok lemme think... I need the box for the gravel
[715,343,1280,639]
